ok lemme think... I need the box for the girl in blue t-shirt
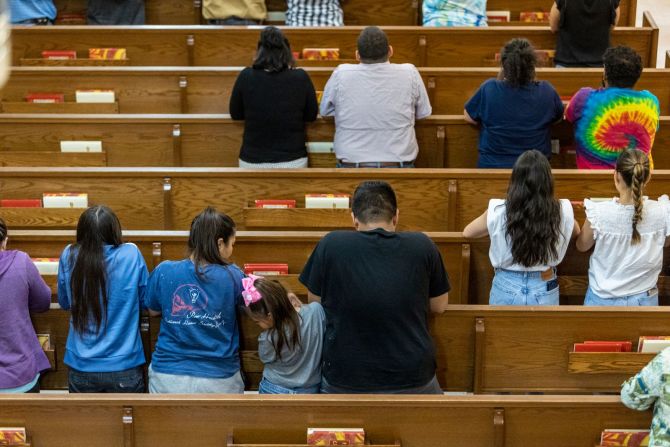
[243,276,325,394]
[145,207,245,393]
[58,206,148,393]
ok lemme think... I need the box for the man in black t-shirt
[299,181,450,394]
[549,0,620,67]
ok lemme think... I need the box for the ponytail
[615,149,650,245]
[500,38,537,88]
[70,206,122,335]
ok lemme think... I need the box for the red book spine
[25,93,65,103]
[254,200,297,209]
[0,199,42,208]
[41,50,77,60]
[244,264,289,275]
[574,343,623,353]
[584,341,632,352]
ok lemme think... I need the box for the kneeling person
[300,181,450,394]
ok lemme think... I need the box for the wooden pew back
[11,24,658,67]
[4,67,669,115]
[0,115,668,170]
[0,394,651,447]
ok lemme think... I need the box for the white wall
[636,0,669,67]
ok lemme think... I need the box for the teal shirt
[621,348,670,446]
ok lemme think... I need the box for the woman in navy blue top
[464,38,565,168]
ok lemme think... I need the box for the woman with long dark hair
[57,206,148,392]
[464,38,564,168]
[577,150,669,306]
[230,26,318,168]
[463,150,579,305]
[145,207,245,393]
[0,217,52,393]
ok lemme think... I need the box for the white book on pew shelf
[307,142,334,153]
[42,193,88,208]
[32,258,58,275]
[60,141,103,153]
[75,89,115,103]
[639,339,670,353]
[305,194,350,209]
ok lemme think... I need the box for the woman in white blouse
[464,150,579,305]
[576,149,670,306]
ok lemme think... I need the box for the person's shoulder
[321,230,354,242]
[397,231,435,248]
[226,263,245,279]
[303,301,325,318]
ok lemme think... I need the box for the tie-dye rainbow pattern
[566,87,660,169]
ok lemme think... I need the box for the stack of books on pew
[32,258,58,275]
[0,194,88,209]
[22,48,128,68]
[255,195,350,209]
[0,427,30,446]
[307,428,365,445]
[486,11,510,23]
[599,429,649,446]
[637,336,670,353]
[244,264,289,276]
[519,11,550,22]
[301,48,340,61]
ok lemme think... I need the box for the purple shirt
[0,250,51,389]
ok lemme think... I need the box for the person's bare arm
[463,211,488,238]
[429,293,449,314]
[549,2,560,33]
[613,6,620,28]
[572,219,580,239]
[576,219,595,252]
[308,291,322,303]
[463,108,478,125]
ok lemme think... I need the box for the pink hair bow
[242,274,263,307]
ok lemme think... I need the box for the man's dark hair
[357,26,389,63]
[352,181,398,224]
[603,46,643,88]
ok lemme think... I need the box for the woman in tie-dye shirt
[566,46,659,169]
[423,0,487,27]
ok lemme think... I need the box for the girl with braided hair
[577,149,670,306]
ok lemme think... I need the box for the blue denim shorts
[258,377,320,394]
[584,286,659,306]
[489,268,559,306]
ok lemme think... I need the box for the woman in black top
[230,26,318,168]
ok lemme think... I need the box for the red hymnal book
[25,92,65,103]
[254,200,297,209]
[244,263,289,275]
[0,199,42,208]
[41,50,77,60]
[573,343,623,353]
[584,341,632,352]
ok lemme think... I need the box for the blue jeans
[489,269,559,306]
[258,378,320,394]
[320,375,442,395]
[68,366,145,393]
[584,287,659,306]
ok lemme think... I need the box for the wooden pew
[4,67,670,115]
[11,22,659,67]
[3,168,670,235]
[0,394,651,447]
[10,230,474,307]
[30,302,670,394]
[53,0,638,27]
[0,115,667,169]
